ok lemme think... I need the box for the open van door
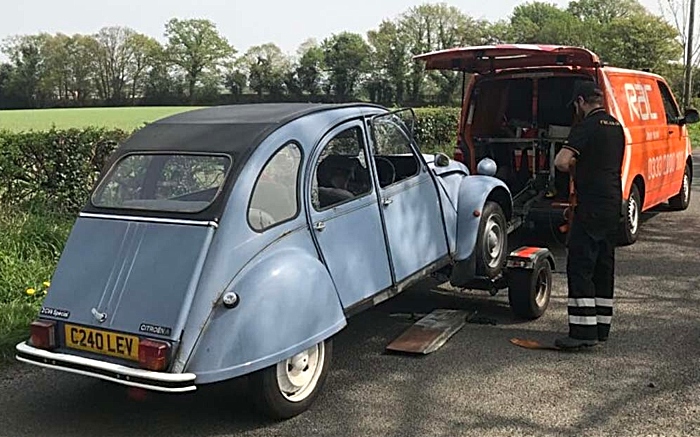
[414,45,601,74]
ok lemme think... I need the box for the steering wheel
[375,157,396,187]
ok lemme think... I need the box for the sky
[1,0,669,58]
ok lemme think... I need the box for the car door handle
[382,198,393,206]
[313,221,325,231]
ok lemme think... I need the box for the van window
[658,81,681,124]
[248,142,302,231]
[92,154,231,213]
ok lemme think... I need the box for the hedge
[0,107,461,214]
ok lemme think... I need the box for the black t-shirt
[563,107,625,226]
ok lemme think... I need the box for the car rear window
[92,153,231,213]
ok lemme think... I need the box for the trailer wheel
[619,183,641,246]
[669,163,691,211]
[249,338,332,420]
[475,201,508,279]
[508,258,552,320]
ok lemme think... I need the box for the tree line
[1,0,698,110]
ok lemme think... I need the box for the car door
[307,121,393,309]
[656,80,684,197]
[367,112,450,283]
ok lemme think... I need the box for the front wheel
[507,257,552,320]
[475,201,508,279]
[669,163,691,210]
[618,183,641,246]
[249,339,332,420]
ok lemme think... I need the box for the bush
[0,127,131,214]
[412,107,461,153]
[0,204,74,359]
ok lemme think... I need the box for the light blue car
[16,103,553,419]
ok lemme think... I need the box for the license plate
[64,324,139,361]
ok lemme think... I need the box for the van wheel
[619,184,641,246]
[249,339,332,420]
[669,163,691,210]
[475,201,508,279]
[508,258,552,320]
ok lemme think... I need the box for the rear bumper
[15,341,197,393]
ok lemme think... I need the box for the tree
[367,20,409,104]
[239,43,291,98]
[295,39,325,96]
[1,35,47,108]
[509,2,586,46]
[396,3,486,104]
[164,18,235,100]
[321,32,371,101]
[598,13,682,70]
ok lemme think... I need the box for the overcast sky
[1,0,667,57]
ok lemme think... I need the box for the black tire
[249,339,332,420]
[507,258,552,320]
[475,201,508,279]
[618,183,641,246]
[669,163,691,211]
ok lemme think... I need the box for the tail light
[453,147,465,163]
[30,320,57,350]
[138,339,170,371]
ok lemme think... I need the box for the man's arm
[555,147,577,173]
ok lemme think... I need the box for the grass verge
[0,204,74,360]
[0,106,202,132]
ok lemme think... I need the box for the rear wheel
[508,258,552,320]
[669,163,691,210]
[619,183,641,246]
[475,201,508,279]
[249,339,332,420]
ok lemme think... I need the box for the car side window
[658,81,681,124]
[248,142,302,231]
[312,126,372,210]
[370,116,420,188]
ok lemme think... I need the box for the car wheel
[507,257,552,320]
[618,183,640,246]
[475,201,507,279]
[250,338,332,420]
[669,163,691,211]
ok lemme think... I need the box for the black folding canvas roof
[117,103,382,155]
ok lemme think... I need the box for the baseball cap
[567,81,604,106]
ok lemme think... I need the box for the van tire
[619,184,641,246]
[668,163,691,211]
[475,201,508,279]
[249,338,332,420]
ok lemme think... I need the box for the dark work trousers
[566,213,616,341]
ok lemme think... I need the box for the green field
[0,106,204,132]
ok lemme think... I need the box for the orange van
[416,45,699,244]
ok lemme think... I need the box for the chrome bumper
[15,342,197,393]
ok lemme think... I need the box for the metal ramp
[386,309,470,354]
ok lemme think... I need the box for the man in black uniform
[553,81,625,350]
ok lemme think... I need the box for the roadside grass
[0,204,74,360]
[0,106,202,132]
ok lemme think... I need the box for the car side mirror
[477,158,497,177]
[434,152,450,167]
[680,108,700,125]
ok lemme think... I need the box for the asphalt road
[1,155,699,437]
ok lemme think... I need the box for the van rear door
[415,45,601,73]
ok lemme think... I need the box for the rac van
[416,44,699,244]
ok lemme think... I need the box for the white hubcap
[628,196,638,235]
[276,342,325,402]
[485,217,503,268]
[683,174,690,202]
